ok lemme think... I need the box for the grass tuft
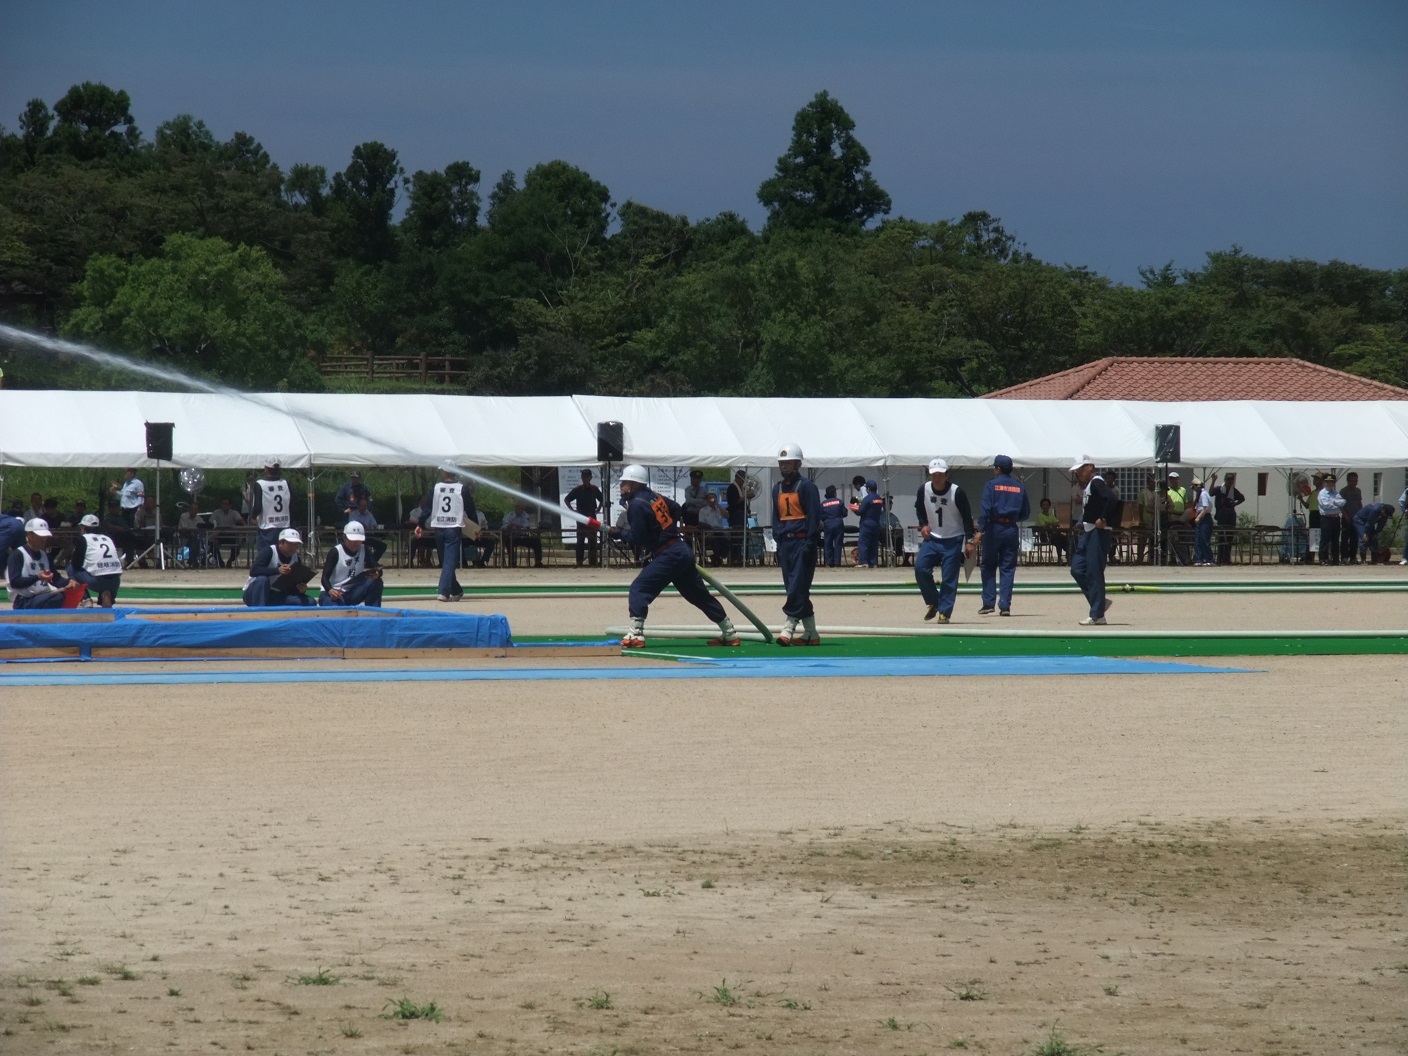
[383,997,443,1022]
[295,967,340,986]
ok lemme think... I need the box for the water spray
[0,324,601,532]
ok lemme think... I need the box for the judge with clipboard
[243,528,316,607]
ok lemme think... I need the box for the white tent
[1,390,1405,471]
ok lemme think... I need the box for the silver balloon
[179,467,206,495]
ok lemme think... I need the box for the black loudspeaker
[1154,424,1180,464]
[145,421,174,461]
[597,420,624,462]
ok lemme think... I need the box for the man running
[914,458,974,623]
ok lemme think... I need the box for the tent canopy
[1,391,1405,470]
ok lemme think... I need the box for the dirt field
[1,584,1404,1055]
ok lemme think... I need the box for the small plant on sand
[295,967,340,986]
[700,878,716,889]
[778,997,810,1010]
[383,997,443,1022]
[341,1022,362,1037]
[709,980,740,1006]
[1102,984,1120,996]
[1033,1022,1094,1055]
[945,980,988,1001]
[581,989,613,1009]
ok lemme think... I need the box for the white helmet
[619,464,650,486]
[777,443,803,462]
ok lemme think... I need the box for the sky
[2,0,1405,283]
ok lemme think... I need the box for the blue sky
[2,0,1404,282]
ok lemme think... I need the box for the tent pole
[307,468,317,561]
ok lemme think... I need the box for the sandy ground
[0,588,1404,1055]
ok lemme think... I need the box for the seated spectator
[696,491,728,566]
[347,495,377,534]
[682,470,707,526]
[7,519,77,610]
[242,528,315,607]
[462,509,496,569]
[40,496,65,562]
[67,513,124,607]
[318,522,384,607]
[209,497,246,568]
[334,470,372,517]
[885,497,909,566]
[67,499,90,528]
[177,499,208,568]
[405,503,436,567]
[1034,497,1068,563]
[501,501,543,568]
[24,492,44,524]
[102,499,135,566]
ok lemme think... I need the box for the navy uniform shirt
[856,491,885,528]
[819,495,847,527]
[626,487,685,553]
[979,472,1031,531]
[772,476,821,543]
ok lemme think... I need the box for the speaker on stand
[1153,425,1181,567]
[596,422,624,568]
[142,422,175,570]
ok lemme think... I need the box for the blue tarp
[0,606,511,657]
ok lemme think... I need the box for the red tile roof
[981,357,1408,401]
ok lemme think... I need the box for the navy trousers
[776,535,817,619]
[979,524,1019,610]
[243,578,315,607]
[70,568,122,604]
[822,522,844,567]
[1070,527,1108,619]
[436,528,463,597]
[13,591,65,610]
[628,541,726,622]
[318,576,384,607]
[856,522,881,567]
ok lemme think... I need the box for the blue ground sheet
[0,655,1249,687]
[0,606,511,656]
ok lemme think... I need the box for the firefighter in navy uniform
[977,454,1031,616]
[771,444,822,644]
[819,485,847,568]
[913,458,975,623]
[615,464,739,650]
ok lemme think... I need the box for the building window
[1257,472,1268,496]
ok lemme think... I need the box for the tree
[758,91,891,232]
[403,161,481,249]
[329,141,405,264]
[62,233,318,388]
[18,99,52,165]
[50,82,141,162]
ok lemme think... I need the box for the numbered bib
[430,482,464,529]
[82,533,124,576]
[258,479,291,528]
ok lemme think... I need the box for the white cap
[278,528,302,543]
[79,514,100,528]
[342,522,365,539]
[264,457,280,469]
[777,443,803,462]
[1069,455,1095,473]
[1167,469,1181,478]
[24,518,52,537]
[927,457,949,474]
[619,464,650,486]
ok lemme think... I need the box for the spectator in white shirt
[1317,474,1346,565]
[109,469,145,529]
[696,491,727,566]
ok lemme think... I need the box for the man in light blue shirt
[1316,474,1346,565]
[109,468,145,530]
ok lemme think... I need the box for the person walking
[1070,457,1118,626]
[771,444,822,645]
[249,459,292,553]
[416,468,470,601]
[913,458,974,623]
[977,454,1029,616]
[614,464,739,649]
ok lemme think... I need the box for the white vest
[430,482,464,529]
[325,543,367,591]
[257,478,292,529]
[9,547,54,599]
[81,533,124,576]
[244,544,290,591]
[920,482,966,540]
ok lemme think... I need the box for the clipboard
[272,564,315,593]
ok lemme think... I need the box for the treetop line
[1,83,1404,397]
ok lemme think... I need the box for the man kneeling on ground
[7,519,81,609]
[68,514,124,607]
[243,528,315,607]
[318,522,385,607]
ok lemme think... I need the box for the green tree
[758,90,891,232]
[50,82,141,162]
[403,161,482,249]
[63,233,319,388]
[329,141,405,264]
